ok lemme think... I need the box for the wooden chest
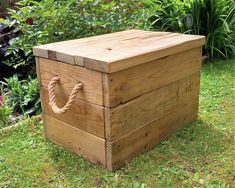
[33,30,205,171]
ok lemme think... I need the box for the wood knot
[48,50,57,60]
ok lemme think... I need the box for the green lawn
[0,59,234,188]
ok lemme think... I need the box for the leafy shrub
[3,0,152,69]
[0,106,13,128]
[151,0,190,33]
[190,0,235,59]
[0,93,13,128]
[151,0,235,59]
[0,75,40,116]
[0,18,34,80]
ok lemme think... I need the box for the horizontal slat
[105,73,200,141]
[44,115,106,166]
[41,88,105,138]
[38,58,103,106]
[33,30,149,63]
[104,48,202,107]
[106,95,199,171]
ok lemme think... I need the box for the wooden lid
[33,30,205,73]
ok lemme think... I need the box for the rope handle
[48,76,83,114]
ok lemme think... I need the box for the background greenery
[2,0,152,69]
[1,75,40,116]
[151,0,235,59]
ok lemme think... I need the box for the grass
[0,59,234,188]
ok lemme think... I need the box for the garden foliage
[0,94,13,128]
[150,0,190,33]
[0,106,13,128]
[151,0,235,59]
[0,75,40,116]
[2,0,152,69]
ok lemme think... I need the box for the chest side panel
[105,73,200,141]
[37,58,105,138]
[106,73,200,170]
[40,88,105,138]
[104,47,202,108]
[44,115,106,166]
[38,58,103,106]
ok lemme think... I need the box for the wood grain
[103,48,202,107]
[102,73,110,108]
[84,35,205,73]
[38,58,103,106]
[36,57,45,113]
[83,33,180,72]
[105,73,200,141]
[44,31,173,67]
[41,88,105,138]
[33,30,205,73]
[106,95,199,171]
[35,57,41,86]
[33,30,148,64]
[44,115,106,166]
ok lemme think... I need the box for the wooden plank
[43,115,106,166]
[82,33,204,73]
[104,35,205,73]
[33,46,49,59]
[102,73,110,107]
[82,33,180,72]
[51,31,172,66]
[60,30,163,65]
[104,48,202,107]
[38,58,104,106]
[36,57,45,113]
[104,107,111,140]
[106,73,200,141]
[33,30,205,73]
[33,30,147,61]
[35,57,41,86]
[106,94,199,171]
[41,88,105,138]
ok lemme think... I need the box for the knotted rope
[48,76,83,114]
